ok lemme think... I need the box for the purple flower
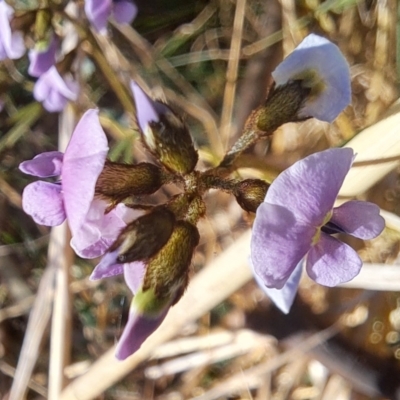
[85,0,138,33]
[28,34,58,78]
[20,109,108,236]
[272,34,351,123]
[251,260,303,314]
[90,253,171,360]
[33,66,79,112]
[70,200,143,259]
[90,226,179,360]
[251,148,385,310]
[130,81,170,136]
[0,0,25,60]
[115,263,170,360]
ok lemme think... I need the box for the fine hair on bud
[255,81,311,134]
[143,221,200,300]
[235,179,270,213]
[145,109,198,175]
[109,207,175,263]
[95,161,163,204]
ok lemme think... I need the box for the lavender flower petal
[19,151,64,177]
[306,233,362,286]
[272,34,351,122]
[85,0,112,33]
[62,109,109,235]
[33,66,79,112]
[113,1,137,24]
[251,202,314,288]
[265,148,354,227]
[0,1,25,60]
[130,81,170,132]
[252,259,303,314]
[123,262,146,294]
[331,200,385,240]
[115,307,168,360]
[22,181,66,226]
[70,201,143,258]
[28,34,58,77]
[90,250,123,280]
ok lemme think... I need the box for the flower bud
[251,81,311,134]
[143,220,199,300]
[234,179,269,213]
[95,161,163,204]
[109,207,175,263]
[131,82,198,175]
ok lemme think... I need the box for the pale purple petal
[22,181,66,226]
[130,81,170,132]
[85,0,112,33]
[123,262,146,294]
[70,201,142,258]
[113,1,137,24]
[115,307,168,360]
[0,2,25,60]
[265,148,354,227]
[251,202,314,289]
[252,259,303,314]
[62,109,109,235]
[306,233,362,286]
[90,250,123,280]
[272,34,351,123]
[331,200,385,240]
[19,151,64,177]
[28,34,58,77]
[33,66,79,112]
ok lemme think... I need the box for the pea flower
[0,0,25,60]
[85,0,138,33]
[92,217,199,359]
[28,34,58,78]
[91,238,174,360]
[33,66,79,112]
[19,109,122,256]
[70,200,143,259]
[272,34,351,123]
[131,81,198,174]
[114,263,172,360]
[251,148,385,311]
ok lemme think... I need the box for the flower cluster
[19,33,385,360]
[0,0,137,112]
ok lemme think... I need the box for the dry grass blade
[191,326,339,400]
[47,100,75,400]
[219,0,246,148]
[340,99,400,197]
[339,264,400,291]
[145,330,269,379]
[60,230,253,400]
[150,330,246,359]
[48,223,73,399]
[0,361,48,398]
[0,295,35,323]
[8,262,55,400]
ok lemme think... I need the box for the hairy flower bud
[109,207,175,263]
[143,220,199,300]
[235,179,270,213]
[252,81,311,134]
[95,161,163,204]
[131,82,198,175]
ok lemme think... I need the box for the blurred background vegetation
[1,0,400,399]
